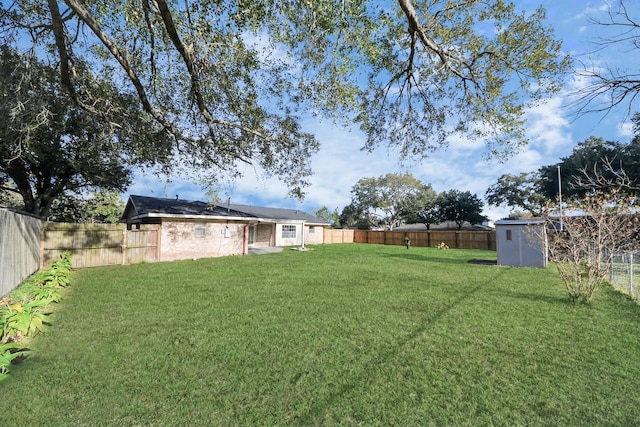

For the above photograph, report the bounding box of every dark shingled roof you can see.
[124,195,254,219]
[226,203,327,223]
[123,195,328,224]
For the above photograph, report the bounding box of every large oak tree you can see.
[438,189,486,229]
[0,46,170,217]
[485,172,548,217]
[346,173,423,230]
[1,1,570,199]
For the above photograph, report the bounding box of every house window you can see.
[282,225,296,239]
[506,229,512,241]
[309,225,315,234]
[194,222,207,237]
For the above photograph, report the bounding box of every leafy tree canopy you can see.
[401,184,441,229]
[487,119,640,216]
[438,189,486,229]
[0,0,570,198]
[0,46,170,218]
[341,174,486,230]
[338,203,370,230]
[539,131,640,201]
[49,190,125,223]
[347,172,423,230]
[485,172,548,217]
[311,206,341,228]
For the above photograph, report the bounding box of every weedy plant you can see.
[541,190,640,304]
[9,272,63,304]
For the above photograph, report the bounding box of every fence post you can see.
[630,252,634,296]
[609,250,614,283]
[122,229,127,265]
[40,224,46,269]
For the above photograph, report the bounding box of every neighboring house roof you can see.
[122,195,328,225]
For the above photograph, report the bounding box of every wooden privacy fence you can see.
[323,228,355,244]
[0,209,42,298]
[41,223,160,269]
[354,230,496,251]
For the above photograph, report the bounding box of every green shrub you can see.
[0,342,21,380]
[9,271,63,304]
[0,252,72,381]
[44,252,72,288]
[1,299,50,342]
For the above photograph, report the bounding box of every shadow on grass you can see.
[494,290,567,305]
[295,268,509,424]
[468,259,497,265]
[383,252,474,264]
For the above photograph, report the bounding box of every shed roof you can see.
[494,218,546,226]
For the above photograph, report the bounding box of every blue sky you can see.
[126,0,638,221]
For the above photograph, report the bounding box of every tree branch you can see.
[153,0,278,146]
[47,0,74,95]
[63,0,184,141]
[574,157,640,192]
[397,0,469,82]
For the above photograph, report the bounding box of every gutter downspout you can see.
[243,224,248,255]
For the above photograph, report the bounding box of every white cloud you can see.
[504,149,544,173]
[617,121,634,138]
[524,97,573,154]
[567,1,610,23]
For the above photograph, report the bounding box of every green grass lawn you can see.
[2,244,639,426]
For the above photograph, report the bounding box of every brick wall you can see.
[254,224,273,247]
[160,219,245,261]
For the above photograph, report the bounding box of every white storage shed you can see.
[495,219,547,268]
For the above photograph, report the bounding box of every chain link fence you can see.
[607,251,640,301]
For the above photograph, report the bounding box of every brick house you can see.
[121,195,328,261]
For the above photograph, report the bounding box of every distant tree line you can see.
[315,173,485,230]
